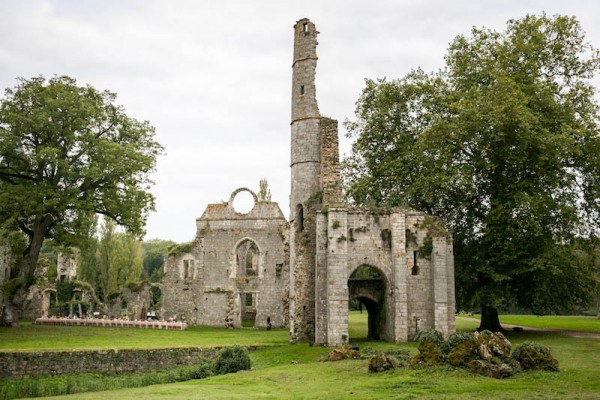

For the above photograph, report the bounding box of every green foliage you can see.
[257,178,272,202]
[98,219,144,300]
[417,235,433,260]
[0,75,163,324]
[142,238,175,279]
[167,242,194,256]
[212,346,252,375]
[349,265,382,280]
[0,362,212,400]
[343,14,600,322]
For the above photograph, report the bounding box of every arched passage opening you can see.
[348,265,386,341]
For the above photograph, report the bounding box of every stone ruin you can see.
[161,188,289,328]
[161,18,456,345]
[2,19,455,345]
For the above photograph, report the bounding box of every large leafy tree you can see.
[0,76,163,326]
[344,14,600,330]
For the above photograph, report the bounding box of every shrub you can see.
[512,342,559,371]
[212,346,251,375]
[189,362,213,379]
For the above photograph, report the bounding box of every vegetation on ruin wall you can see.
[167,242,194,256]
[342,14,600,331]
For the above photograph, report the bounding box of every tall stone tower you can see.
[289,18,321,343]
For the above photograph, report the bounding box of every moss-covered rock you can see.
[474,330,511,361]
[512,342,559,371]
[446,333,478,367]
[467,360,516,379]
[412,329,446,365]
[322,345,361,362]
[368,353,398,373]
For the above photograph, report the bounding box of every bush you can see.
[212,346,251,375]
[512,342,559,371]
[189,362,213,379]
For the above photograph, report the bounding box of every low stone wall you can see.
[0,347,219,379]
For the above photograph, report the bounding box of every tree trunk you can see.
[478,306,504,332]
[0,217,51,327]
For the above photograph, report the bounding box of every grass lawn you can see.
[1,313,599,399]
[0,323,290,352]
[498,315,600,333]
[44,332,600,400]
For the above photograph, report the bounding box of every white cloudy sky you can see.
[1,0,599,243]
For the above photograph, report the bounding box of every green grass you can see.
[456,314,600,333]
[0,322,289,352]
[40,332,600,399]
[1,313,599,399]
[499,315,600,333]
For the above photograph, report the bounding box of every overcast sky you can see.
[1,1,599,243]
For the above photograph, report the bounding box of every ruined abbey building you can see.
[163,18,455,346]
[1,18,456,346]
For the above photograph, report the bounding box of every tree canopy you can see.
[0,76,163,325]
[343,14,600,330]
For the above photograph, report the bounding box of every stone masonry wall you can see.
[0,347,219,379]
[161,189,288,329]
[320,117,342,207]
[289,18,322,343]
[315,208,455,345]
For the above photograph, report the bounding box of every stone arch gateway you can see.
[289,18,455,345]
[158,18,454,346]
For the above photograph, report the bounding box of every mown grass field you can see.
[1,313,599,399]
[0,323,290,352]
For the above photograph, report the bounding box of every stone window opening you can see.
[276,263,283,278]
[236,239,259,276]
[296,204,304,233]
[183,259,194,279]
[412,251,419,275]
[245,293,254,310]
[300,85,305,95]
[303,22,308,32]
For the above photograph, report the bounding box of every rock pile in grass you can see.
[322,344,361,361]
[412,329,559,378]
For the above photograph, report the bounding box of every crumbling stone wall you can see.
[290,18,455,346]
[161,188,288,328]
[315,209,455,346]
[288,18,322,343]
[0,347,220,379]
[56,252,77,282]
